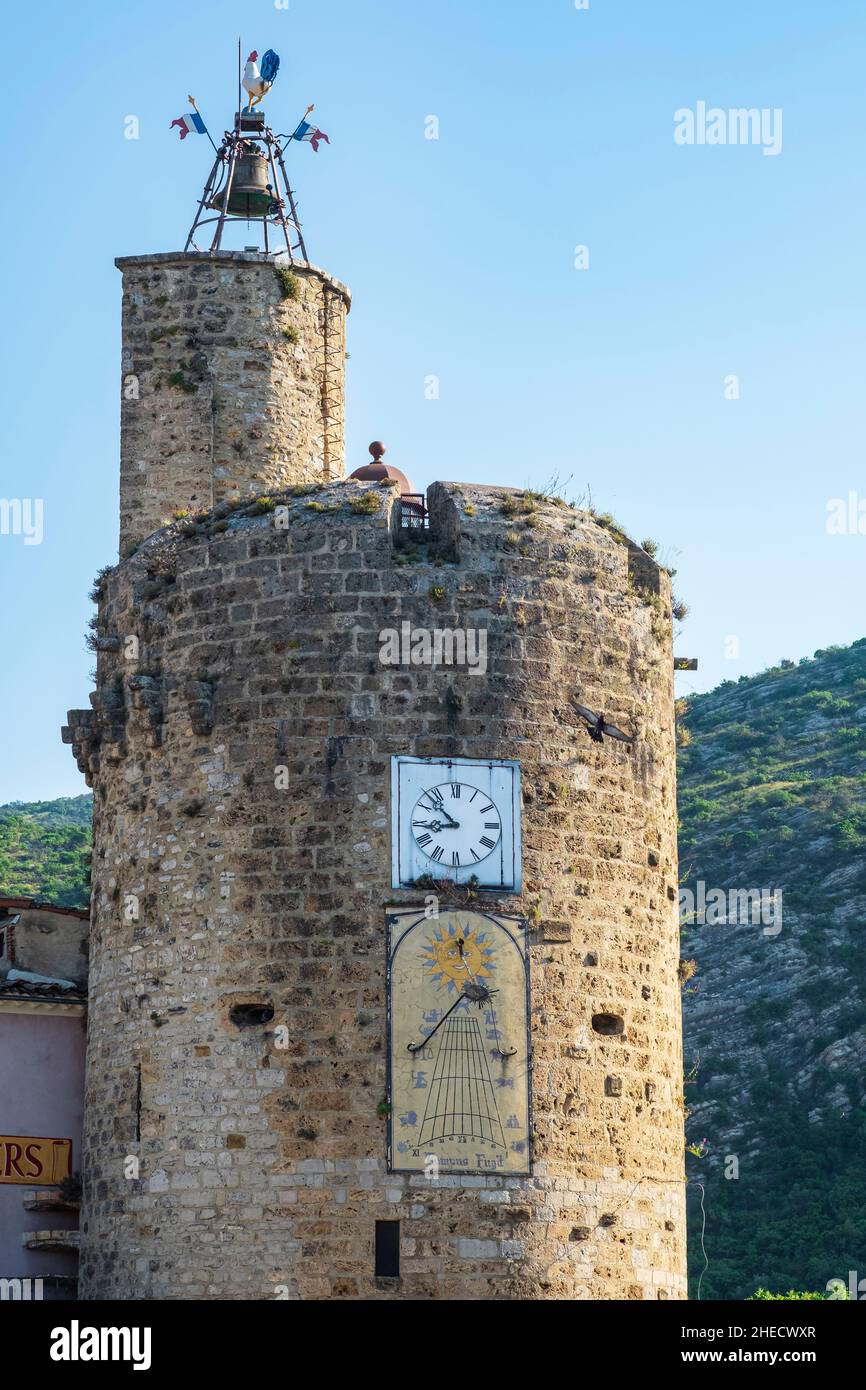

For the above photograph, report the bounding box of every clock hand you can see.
[422,791,459,825]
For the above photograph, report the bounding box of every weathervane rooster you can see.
[242,49,280,110]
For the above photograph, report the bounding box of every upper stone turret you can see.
[117,251,350,553]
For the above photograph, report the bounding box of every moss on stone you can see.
[349,491,381,516]
[275,268,301,301]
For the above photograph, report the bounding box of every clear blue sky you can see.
[2,0,864,802]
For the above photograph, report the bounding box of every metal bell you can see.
[209,147,273,217]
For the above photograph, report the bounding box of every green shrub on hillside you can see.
[0,796,92,906]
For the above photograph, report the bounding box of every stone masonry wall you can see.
[118,253,350,555]
[65,480,686,1300]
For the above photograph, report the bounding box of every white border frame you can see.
[390,756,522,891]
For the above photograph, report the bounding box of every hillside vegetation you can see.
[0,795,92,907]
[679,639,866,1298]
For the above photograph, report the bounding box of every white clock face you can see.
[411,781,502,869]
[391,757,521,891]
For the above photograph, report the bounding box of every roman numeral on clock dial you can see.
[410,781,503,869]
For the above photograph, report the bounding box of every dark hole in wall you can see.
[230,1002,275,1029]
[375,1220,400,1278]
[592,1013,624,1037]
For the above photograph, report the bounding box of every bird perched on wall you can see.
[573,702,632,745]
[242,50,280,110]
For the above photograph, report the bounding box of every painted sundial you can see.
[387,908,531,1176]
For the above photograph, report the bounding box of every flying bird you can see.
[573,702,632,745]
[242,49,280,110]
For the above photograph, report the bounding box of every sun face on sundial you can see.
[420,922,495,993]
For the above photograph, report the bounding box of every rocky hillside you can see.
[679,639,866,1298]
[0,795,92,907]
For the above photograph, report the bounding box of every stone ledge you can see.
[22,1189,80,1213]
[114,251,352,307]
[22,1229,80,1255]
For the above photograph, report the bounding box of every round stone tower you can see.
[64,251,687,1301]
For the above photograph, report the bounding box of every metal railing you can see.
[399,494,428,530]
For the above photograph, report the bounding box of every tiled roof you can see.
[0,977,87,1003]
[0,896,89,920]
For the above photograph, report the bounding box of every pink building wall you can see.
[0,1011,85,1282]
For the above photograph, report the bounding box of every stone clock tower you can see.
[64,243,688,1301]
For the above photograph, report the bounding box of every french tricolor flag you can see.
[170,112,207,140]
[292,120,330,153]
